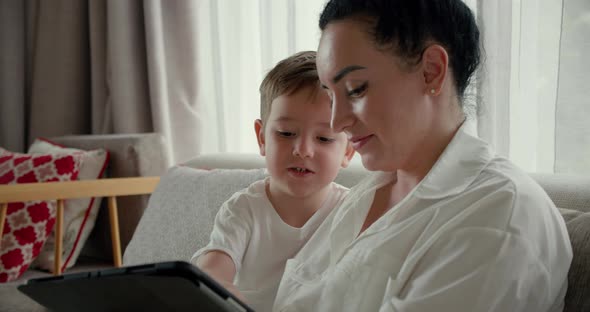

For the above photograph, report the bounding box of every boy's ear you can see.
[340,142,355,168]
[254,119,266,156]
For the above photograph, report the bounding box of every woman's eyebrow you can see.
[332,65,366,83]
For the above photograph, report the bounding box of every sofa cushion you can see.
[123,166,267,266]
[559,208,590,312]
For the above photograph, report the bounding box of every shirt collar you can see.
[413,122,494,199]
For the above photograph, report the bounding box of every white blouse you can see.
[273,125,572,312]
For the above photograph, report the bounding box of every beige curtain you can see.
[0,0,27,153]
[0,0,202,165]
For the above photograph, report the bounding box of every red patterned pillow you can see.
[28,139,109,272]
[0,148,82,282]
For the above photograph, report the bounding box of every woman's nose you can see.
[330,97,353,133]
[293,137,314,158]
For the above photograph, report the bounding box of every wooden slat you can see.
[0,177,160,203]
[54,199,64,275]
[108,196,122,267]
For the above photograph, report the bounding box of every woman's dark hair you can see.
[319,0,480,101]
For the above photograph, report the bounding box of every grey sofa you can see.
[2,153,588,311]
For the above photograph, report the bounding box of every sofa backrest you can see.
[183,153,370,188]
[530,173,590,213]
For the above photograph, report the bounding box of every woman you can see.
[272,0,572,311]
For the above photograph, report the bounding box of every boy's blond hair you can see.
[259,51,319,127]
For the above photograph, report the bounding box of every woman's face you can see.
[317,19,444,172]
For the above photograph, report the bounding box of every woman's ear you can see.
[340,142,355,168]
[254,119,266,156]
[422,44,449,96]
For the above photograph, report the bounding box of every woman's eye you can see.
[347,82,368,97]
[277,131,295,137]
[318,137,335,143]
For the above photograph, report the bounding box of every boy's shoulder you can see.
[322,182,350,210]
[222,177,269,208]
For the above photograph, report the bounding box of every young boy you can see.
[191,51,354,312]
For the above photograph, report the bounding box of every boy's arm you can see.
[192,189,255,302]
[196,250,246,302]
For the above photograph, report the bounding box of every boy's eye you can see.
[318,137,335,143]
[277,131,295,137]
[347,82,368,98]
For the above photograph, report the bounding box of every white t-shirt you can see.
[192,178,348,312]
[273,124,572,312]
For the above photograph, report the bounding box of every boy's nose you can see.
[293,137,314,158]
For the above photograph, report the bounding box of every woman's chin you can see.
[360,153,396,172]
[360,154,382,171]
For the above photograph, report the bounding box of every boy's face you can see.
[255,85,353,199]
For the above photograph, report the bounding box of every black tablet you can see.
[17,261,254,312]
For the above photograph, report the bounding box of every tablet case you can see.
[17,261,254,312]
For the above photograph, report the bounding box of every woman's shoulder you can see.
[478,156,549,201]
[454,156,571,268]
[464,156,563,234]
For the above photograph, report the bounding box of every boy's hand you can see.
[219,280,247,302]
[195,251,247,302]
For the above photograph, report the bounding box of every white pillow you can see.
[28,138,109,272]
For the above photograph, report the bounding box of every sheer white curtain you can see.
[196,0,326,154]
[477,0,590,174]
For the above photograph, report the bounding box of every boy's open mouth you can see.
[288,167,314,174]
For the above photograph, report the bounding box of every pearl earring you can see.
[430,89,436,94]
